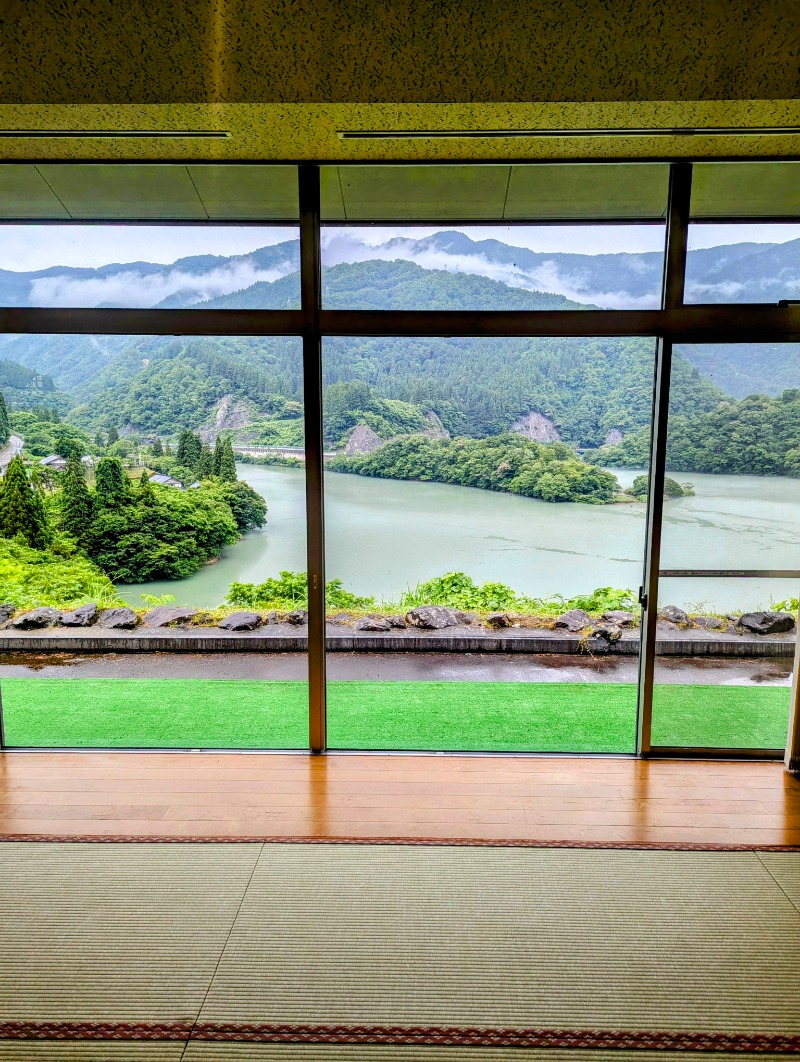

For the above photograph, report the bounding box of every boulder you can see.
[265,611,280,624]
[405,606,458,630]
[691,615,727,630]
[329,612,353,625]
[8,606,62,630]
[387,615,407,628]
[658,605,689,625]
[601,610,636,628]
[218,611,262,632]
[738,611,796,635]
[450,610,478,626]
[554,608,592,632]
[98,607,139,630]
[354,616,392,632]
[142,605,198,628]
[485,612,513,629]
[60,603,99,627]
[585,623,622,653]
[284,609,308,625]
[0,603,14,624]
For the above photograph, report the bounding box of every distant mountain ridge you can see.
[0,230,797,310]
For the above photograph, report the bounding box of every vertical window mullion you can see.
[636,162,692,756]
[299,164,327,753]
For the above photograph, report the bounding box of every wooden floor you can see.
[0,752,798,845]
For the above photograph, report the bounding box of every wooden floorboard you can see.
[0,753,798,845]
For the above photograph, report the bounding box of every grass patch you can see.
[0,679,790,751]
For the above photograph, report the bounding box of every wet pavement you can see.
[0,651,792,686]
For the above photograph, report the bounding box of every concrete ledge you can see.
[0,624,794,656]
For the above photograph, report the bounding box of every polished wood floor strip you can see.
[0,753,798,845]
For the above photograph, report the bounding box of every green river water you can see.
[115,463,800,612]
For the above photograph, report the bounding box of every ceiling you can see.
[0,160,797,221]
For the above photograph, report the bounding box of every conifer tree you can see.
[0,456,50,549]
[94,457,129,506]
[94,431,105,450]
[138,472,155,504]
[60,453,93,546]
[151,437,163,457]
[199,443,214,478]
[0,391,10,446]
[218,436,237,482]
[176,429,202,472]
[107,426,119,445]
[212,436,223,476]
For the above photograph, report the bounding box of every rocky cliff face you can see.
[345,424,384,456]
[423,410,451,440]
[511,410,560,443]
[604,428,624,445]
[199,394,252,442]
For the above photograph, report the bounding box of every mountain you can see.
[1,231,797,312]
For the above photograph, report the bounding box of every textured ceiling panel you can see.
[692,163,800,218]
[1,104,799,163]
[325,165,510,220]
[0,0,798,104]
[188,164,298,219]
[505,163,669,219]
[39,164,206,218]
[0,165,69,217]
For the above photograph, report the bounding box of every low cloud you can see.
[27,258,296,308]
[322,231,660,309]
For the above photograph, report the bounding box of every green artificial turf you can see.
[0,678,790,752]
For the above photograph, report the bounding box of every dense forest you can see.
[330,435,621,504]
[586,390,800,478]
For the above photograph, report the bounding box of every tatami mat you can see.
[0,843,798,1057]
[0,1045,184,1060]
[199,846,800,1034]
[0,842,261,1021]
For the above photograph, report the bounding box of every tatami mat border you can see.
[0,1022,799,1052]
[0,834,798,852]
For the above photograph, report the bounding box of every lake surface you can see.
[116,464,800,611]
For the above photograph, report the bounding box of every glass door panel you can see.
[649,342,800,751]
[0,333,308,749]
[322,334,657,753]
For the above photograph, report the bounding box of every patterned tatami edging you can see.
[0,833,798,852]
[0,1021,799,1052]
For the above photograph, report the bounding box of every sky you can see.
[0,222,798,272]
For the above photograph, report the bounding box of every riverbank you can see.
[0,622,794,655]
[114,464,800,613]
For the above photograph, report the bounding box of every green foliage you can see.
[0,455,51,549]
[94,457,130,506]
[398,572,519,611]
[10,410,93,459]
[218,480,267,532]
[176,428,202,471]
[0,537,120,610]
[524,586,639,616]
[86,482,238,582]
[331,434,620,504]
[139,592,176,606]
[52,424,87,460]
[59,454,94,545]
[630,474,694,499]
[151,437,163,457]
[106,426,119,444]
[226,571,374,611]
[771,597,799,613]
[0,391,10,445]
[322,379,427,446]
[218,435,237,482]
[591,390,800,478]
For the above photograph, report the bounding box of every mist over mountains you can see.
[0,230,797,310]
